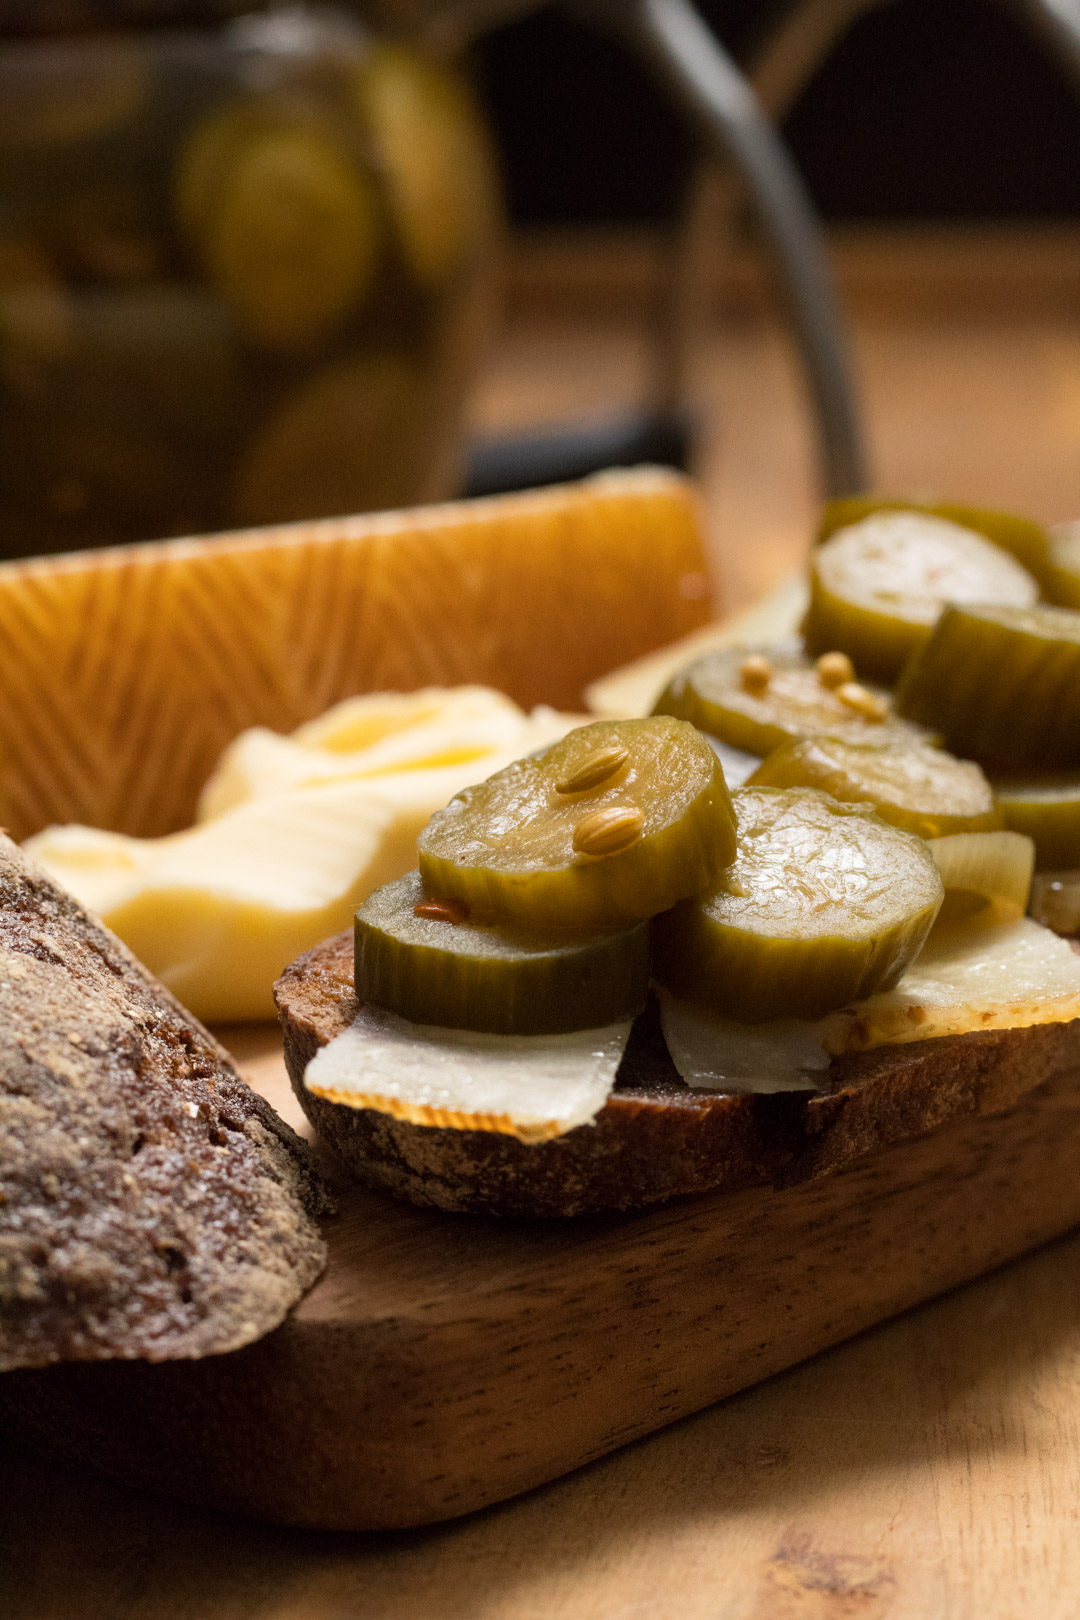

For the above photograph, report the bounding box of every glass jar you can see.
[0,3,502,554]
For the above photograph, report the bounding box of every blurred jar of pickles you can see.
[0,2,502,554]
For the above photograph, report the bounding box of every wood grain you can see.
[5,1021,1080,1534]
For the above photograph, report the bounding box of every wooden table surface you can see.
[6,229,1080,1618]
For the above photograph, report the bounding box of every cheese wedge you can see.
[304,1007,634,1142]
[0,467,710,841]
[661,917,1080,1093]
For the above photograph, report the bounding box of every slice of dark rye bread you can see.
[275,929,1080,1218]
[0,837,329,1372]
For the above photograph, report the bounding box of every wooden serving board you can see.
[6,1024,1080,1532]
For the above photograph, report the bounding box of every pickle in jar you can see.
[804,511,1038,683]
[354,43,500,289]
[233,353,429,526]
[417,717,736,932]
[176,99,380,353]
[652,787,944,1022]
[354,870,649,1035]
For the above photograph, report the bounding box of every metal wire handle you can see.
[427,0,870,498]
[572,0,869,496]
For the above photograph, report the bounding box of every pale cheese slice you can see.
[197,685,565,820]
[661,917,1080,1093]
[658,992,832,1092]
[19,823,175,918]
[824,916,1080,1051]
[304,1008,634,1142]
[292,688,504,752]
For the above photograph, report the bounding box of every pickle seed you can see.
[572,804,646,857]
[739,654,773,693]
[555,742,630,796]
[816,650,855,688]
[413,897,470,924]
[836,681,887,721]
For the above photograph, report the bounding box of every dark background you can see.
[474,0,1080,225]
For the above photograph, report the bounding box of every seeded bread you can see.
[275,929,1080,1217]
[0,837,328,1371]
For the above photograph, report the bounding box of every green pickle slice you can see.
[354,871,649,1035]
[652,644,931,759]
[749,736,1001,841]
[417,717,736,931]
[895,603,1080,770]
[804,512,1038,683]
[816,495,1055,591]
[176,102,380,354]
[993,775,1080,868]
[1048,523,1080,610]
[652,787,944,1023]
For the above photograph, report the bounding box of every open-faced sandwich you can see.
[276,494,1080,1217]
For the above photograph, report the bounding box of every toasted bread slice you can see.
[275,930,1080,1217]
[0,837,328,1371]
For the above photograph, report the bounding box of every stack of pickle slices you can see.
[354,493,1080,1049]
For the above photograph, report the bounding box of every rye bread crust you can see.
[276,930,1080,1218]
[0,838,329,1371]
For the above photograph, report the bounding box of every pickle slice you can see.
[749,736,1000,841]
[895,603,1080,770]
[652,644,931,758]
[816,496,1055,591]
[417,717,735,931]
[993,774,1080,868]
[354,871,649,1035]
[651,787,943,1022]
[1029,872,1080,937]
[804,512,1038,683]
[1048,523,1080,610]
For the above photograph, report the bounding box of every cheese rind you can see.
[304,1008,634,1142]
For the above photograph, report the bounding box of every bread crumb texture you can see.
[0,837,328,1370]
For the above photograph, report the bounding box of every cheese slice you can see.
[824,915,1080,1050]
[661,917,1080,1093]
[197,686,576,820]
[659,992,831,1092]
[304,1008,634,1142]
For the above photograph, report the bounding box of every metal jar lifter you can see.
[448,0,1080,503]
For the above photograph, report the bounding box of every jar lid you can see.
[0,1,464,35]
[0,2,272,33]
